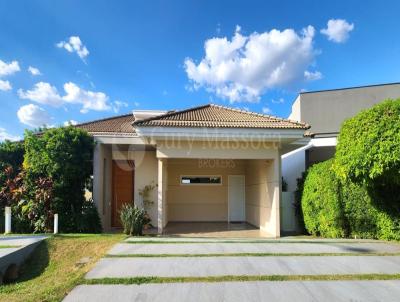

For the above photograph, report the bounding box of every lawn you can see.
[0,233,125,302]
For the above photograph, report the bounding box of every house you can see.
[76,104,310,237]
[283,82,400,192]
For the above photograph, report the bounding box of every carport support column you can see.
[271,152,281,238]
[157,158,166,234]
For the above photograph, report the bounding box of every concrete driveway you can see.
[64,237,400,302]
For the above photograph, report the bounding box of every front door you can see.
[112,160,134,227]
[228,175,245,222]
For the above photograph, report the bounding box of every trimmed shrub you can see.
[294,172,307,234]
[375,212,400,241]
[334,98,400,206]
[301,159,347,238]
[341,182,378,239]
[75,199,102,233]
[333,98,400,240]
[302,159,400,240]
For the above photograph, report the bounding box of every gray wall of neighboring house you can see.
[289,83,400,135]
[282,83,400,233]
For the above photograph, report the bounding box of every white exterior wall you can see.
[282,147,306,192]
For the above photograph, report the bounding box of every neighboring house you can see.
[77,104,309,237]
[283,82,400,192]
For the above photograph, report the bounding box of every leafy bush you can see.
[75,199,102,233]
[294,172,307,234]
[301,159,347,238]
[341,181,378,239]
[334,98,400,184]
[334,99,400,201]
[0,140,24,180]
[302,159,400,240]
[333,98,400,240]
[24,126,94,232]
[120,203,147,236]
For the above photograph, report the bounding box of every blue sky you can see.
[1,0,399,140]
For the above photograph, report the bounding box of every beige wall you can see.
[167,159,246,222]
[289,83,400,134]
[93,142,112,231]
[157,140,279,159]
[112,150,159,227]
[245,156,281,237]
[158,158,168,229]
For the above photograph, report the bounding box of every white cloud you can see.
[262,107,272,114]
[18,81,111,113]
[304,70,322,81]
[112,100,128,113]
[18,82,64,106]
[271,98,285,104]
[321,19,354,43]
[63,82,110,113]
[185,25,320,103]
[134,101,140,107]
[17,104,52,128]
[0,128,21,142]
[28,66,42,76]
[0,80,12,91]
[57,36,89,61]
[64,120,78,126]
[0,60,20,77]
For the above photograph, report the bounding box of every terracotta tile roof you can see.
[134,104,310,129]
[75,113,137,136]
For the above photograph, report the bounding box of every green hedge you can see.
[302,159,400,240]
[341,181,377,239]
[334,99,400,186]
[301,159,347,238]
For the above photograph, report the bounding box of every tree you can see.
[0,140,24,186]
[24,126,95,232]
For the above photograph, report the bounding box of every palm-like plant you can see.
[119,203,146,236]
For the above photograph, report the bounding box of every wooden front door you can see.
[112,160,134,227]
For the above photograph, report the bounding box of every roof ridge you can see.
[299,81,400,95]
[208,103,309,127]
[133,104,211,125]
[75,112,133,127]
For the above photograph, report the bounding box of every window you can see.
[181,176,222,185]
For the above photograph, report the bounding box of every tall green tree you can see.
[0,140,24,184]
[24,126,95,232]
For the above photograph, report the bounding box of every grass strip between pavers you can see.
[105,252,400,258]
[124,240,387,244]
[0,245,21,248]
[83,274,400,285]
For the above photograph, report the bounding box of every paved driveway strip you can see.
[86,255,400,278]
[108,242,400,255]
[64,280,400,302]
